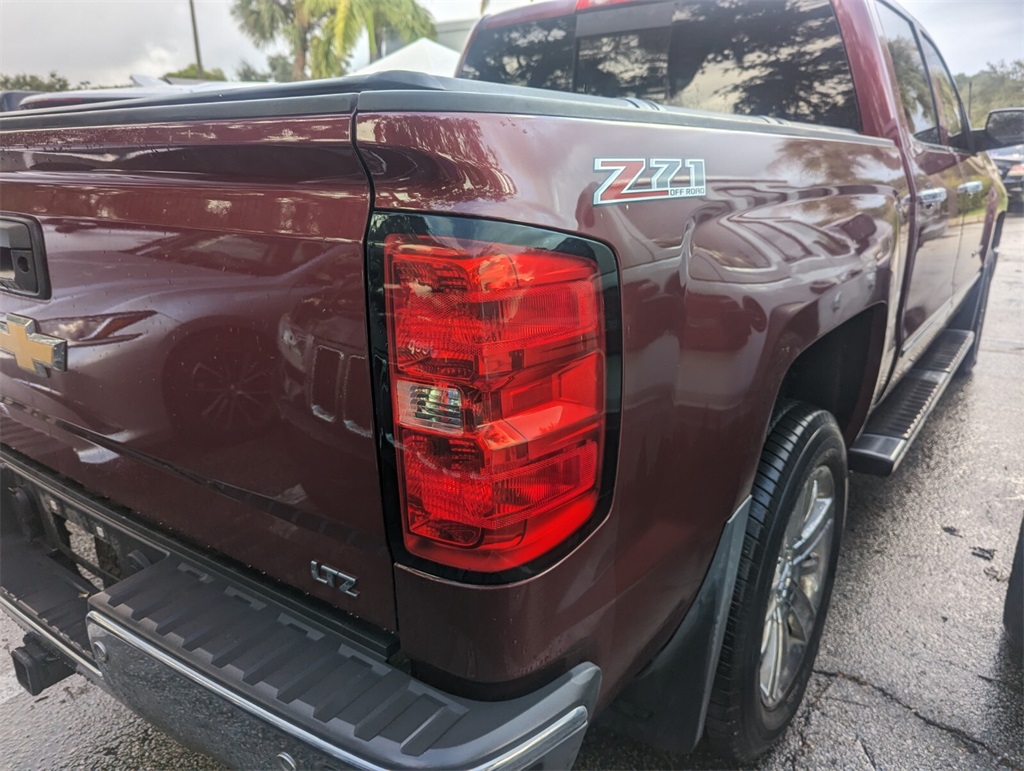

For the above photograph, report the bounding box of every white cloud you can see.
[0,0,268,84]
[898,0,1023,74]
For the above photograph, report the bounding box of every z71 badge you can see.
[594,157,706,206]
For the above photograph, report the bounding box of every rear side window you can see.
[873,2,940,144]
[460,0,860,131]
[920,36,966,145]
[459,17,575,91]
[576,0,860,130]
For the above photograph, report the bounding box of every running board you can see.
[850,329,974,476]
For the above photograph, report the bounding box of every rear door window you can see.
[920,35,967,147]
[873,2,941,144]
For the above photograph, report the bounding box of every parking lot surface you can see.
[2,214,1021,769]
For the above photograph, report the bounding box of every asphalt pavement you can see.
[1,213,1021,769]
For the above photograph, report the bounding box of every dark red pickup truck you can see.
[1,0,1020,767]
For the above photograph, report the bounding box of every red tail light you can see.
[383,231,606,572]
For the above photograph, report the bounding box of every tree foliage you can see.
[232,0,335,80]
[0,71,81,92]
[231,0,434,81]
[329,0,435,63]
[165,64,227,81]
[955,60,1024,128]
[237,54,295,82]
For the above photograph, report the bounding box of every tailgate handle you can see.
[0,217,48,298]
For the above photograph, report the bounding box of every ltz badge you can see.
[593,157,707,206]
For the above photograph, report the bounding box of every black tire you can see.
[705,402,847,763]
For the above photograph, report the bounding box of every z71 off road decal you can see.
[594,157,706,206]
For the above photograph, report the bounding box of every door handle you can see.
[957,180,983,196]
[917,187,948,207]
[0,217,48,298]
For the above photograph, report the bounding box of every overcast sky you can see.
[0,0,1021,87]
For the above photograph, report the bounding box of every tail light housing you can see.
[370,214,616,574]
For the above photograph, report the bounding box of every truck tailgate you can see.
[0,106,395,630]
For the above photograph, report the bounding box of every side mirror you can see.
[974,108,1024,152]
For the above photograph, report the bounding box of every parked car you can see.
[989,143,1024,207]
[0,91,38,111]
[0,0,1019,768]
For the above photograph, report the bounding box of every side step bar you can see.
[850,329,974,476]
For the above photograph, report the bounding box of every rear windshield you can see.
[460,16,575,91]
[460,0,861,132]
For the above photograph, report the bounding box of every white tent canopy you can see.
[350,38,461,78]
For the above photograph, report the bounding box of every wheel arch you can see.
[775,303,889,446]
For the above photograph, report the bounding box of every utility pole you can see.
[188,0,205,78]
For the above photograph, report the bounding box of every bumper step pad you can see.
[850,329,974,476]
[87,557,599,770]
[0,534,97,674]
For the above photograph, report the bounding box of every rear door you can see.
[0,101,396,630]
[916,33,995,301]
[873,1,968,362]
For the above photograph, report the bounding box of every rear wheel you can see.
[705,402,846,763]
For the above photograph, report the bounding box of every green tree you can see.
[236,60,265,82]
[231,0,433,79]
[955,60,1024,128]
[237,54,295,82]
[231,0,335,80]
[165,63,227,81]
[329,0,435,64]
[0,71,79,92]
[266,54,296,81]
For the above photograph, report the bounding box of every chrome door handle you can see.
[918,187,948,205]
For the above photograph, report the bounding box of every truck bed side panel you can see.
[356,109,906,699]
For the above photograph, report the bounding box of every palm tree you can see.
[331,0,436,64]
[232,0,434,80]
[231,0,333,81]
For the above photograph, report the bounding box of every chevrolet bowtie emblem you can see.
[0,314,68,376]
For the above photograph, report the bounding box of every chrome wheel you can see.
[759,465,835,709]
